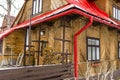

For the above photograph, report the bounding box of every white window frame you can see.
[32,0,42,15]
[113,5,120,21]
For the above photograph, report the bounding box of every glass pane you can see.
[113,6,116,18]
[96,47,100,60]
[116,8,118,19]
[88,39,92,45]
[36,0,39,13]
[92,47,95,60]
[96,40,99,46]
[39,0,42,13]
[118,9,120,20]
[92,39,96,45]
[33,1,36,15]
[88,47,92,60]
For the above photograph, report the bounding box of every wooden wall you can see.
[29,20,73,65]
[27,15,120,77]
[12,0,68,27]
[71,16,120,77]
[0,29,25,65]
[51,0,68,10]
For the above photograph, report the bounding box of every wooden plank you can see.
[0,64,73,80]
[0,66,72,79]
[19,70,72,80]
[53,52,72,55]
[0,64,72,76]
[31,40,48,42]
[3,54,19,56]
[0,65,71,74]
[30,51,42,52]
[0,64,72,74]
[47,75,74,80]
[54,38,71,42]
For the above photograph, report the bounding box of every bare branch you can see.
[0,4,8,12]
[11,0,19,10]
[12,0,16,4]
[12,3,19,10]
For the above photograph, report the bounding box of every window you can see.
[32,0,42,15]
[118,42,120,58]
[87,37,100,61]
[40,41,48,55]
[113,5,120,20]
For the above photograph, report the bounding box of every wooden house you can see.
[0,0,120,79]
[0,15,15,65]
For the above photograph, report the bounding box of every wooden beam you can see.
[23,28,27,66]
[37,27,41,65]
[54,38,71,42]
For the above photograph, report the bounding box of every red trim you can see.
[74,17,93,80]
[0,1,119,39]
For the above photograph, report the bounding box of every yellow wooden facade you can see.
[1,0,120,78]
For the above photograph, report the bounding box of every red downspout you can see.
[74,16,93,80]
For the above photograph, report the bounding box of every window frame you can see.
[40,41,48,56]
[112,4,120,21]
[32,0,43,15]
[87,37,100,61]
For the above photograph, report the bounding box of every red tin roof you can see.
[0,0,119,39]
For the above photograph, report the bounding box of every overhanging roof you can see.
[0,0,120,39]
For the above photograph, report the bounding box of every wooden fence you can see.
[0,64,74,80]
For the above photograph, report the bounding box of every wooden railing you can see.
[0,64,74,80]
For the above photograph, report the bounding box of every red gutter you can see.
[74,17,93,80]
[74,9,120,28]
[0,3,119,39]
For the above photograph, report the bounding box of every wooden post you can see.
[37,27,41,65]
[23,28,27,66]
[62,20,65,64]
[28,14,32,65]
